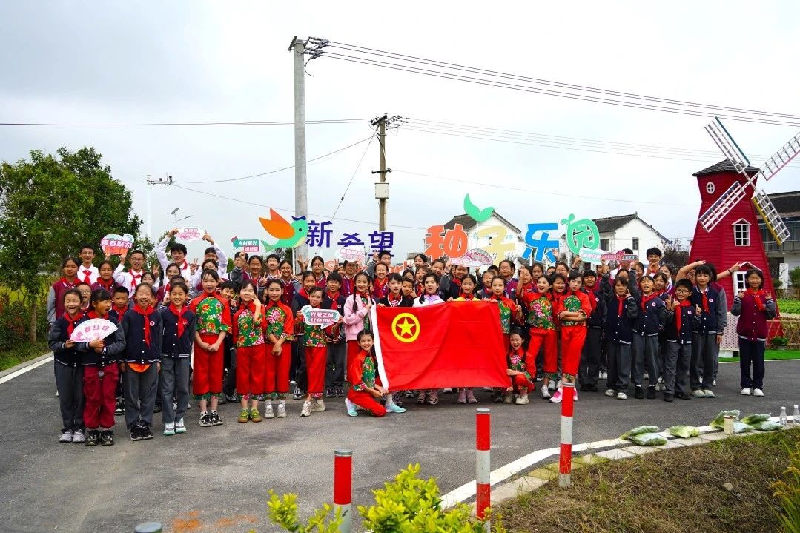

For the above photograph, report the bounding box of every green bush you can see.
[0,294,48,351]
[771,336,789,347]
[773,445,800,533]
[267,464,496,533]
[778,299,800,315]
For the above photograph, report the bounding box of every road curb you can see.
[0,352,53,383]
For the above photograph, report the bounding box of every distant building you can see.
[759,190,800,287]
[442,211,525,264]
[593,212,671,257]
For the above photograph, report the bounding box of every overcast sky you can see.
[2,1,799,263]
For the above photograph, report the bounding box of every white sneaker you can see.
[71,429,86,443]
[59,429,73,443]
[276,401,286,418]
[264,403,275,419]
[703,389,715,398]
[692,390,706,398]
[555,379,563,390]
[175,418,187,433]
[753,388,764,397]
[163,422,175,436]
[548,380,557,391]
[300,400,311,417]
[617,391,628,400]
[515,394,527,405]
[740,388,751,396]
[605,388,616,398]
[311,398,326,412]
[541,384,551,399]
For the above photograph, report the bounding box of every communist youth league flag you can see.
[370,301,508,390]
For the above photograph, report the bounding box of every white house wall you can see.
[599,219,667,257]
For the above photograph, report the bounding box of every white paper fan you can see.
[69,318,118,342]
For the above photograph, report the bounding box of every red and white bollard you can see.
[476,408,491,522]
[334,449,352,533]
[559,381,575,487]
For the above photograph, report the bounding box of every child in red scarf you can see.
[522,276,557,400]
[159,282,195,435]
[551,273,591,404]
[47,257,79,325]
[662,279,701,402]
[91,261,117,294]
[48,289,87,443]
[487,276,521,403]
[296,287,341,417]
[121,283,163,441]
[731,269,776,397]
[233,281,267,423]
[506,331,534,404]
[373,263,390,300]
[189,269,231,427]
[325,272,349,398]
[346,331,406,417]
[454,274,480,404]
[263,279,295,418]
[80,289,126,446]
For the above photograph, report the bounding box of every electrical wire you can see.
[0,118,365,127]
[331,134,375,219]
[183,134,374,184]
[319,40,800,128]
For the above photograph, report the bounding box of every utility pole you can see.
[371,115,393,231]
[289,36,308,267]
[146,174,173,241]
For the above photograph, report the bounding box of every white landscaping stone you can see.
[624,445,659,455]
[699,432,729,442]
[596,448,635,460]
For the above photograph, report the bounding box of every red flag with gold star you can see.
[370,301,508,390]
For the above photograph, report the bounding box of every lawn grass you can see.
[721,350,800,362]
[777,298,800,315]
[496,428,800,533]
[0,341,49,372]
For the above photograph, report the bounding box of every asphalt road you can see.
[2,358,798,533]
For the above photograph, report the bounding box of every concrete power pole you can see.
[289,37,308,267]
[371,115,391,231]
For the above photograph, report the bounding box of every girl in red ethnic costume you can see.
[506,331,535,404]
[550,272,591,404]
[296,287,341,417]
[522,275,558,400]
[233,280,267,423]
[189,269,231,427]
[345,331,406,417]
[263,279,295,419]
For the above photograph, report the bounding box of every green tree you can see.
[0,148,141,341]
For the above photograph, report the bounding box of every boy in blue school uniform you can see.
[324,272,348,398]
[631,275,667,399]
[600,270,638,400]
[159,282,196,436]
[578,270,605,392]
[689,264,727,398]
[663,279,701,402]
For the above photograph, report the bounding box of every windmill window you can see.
[733,220,750,246]
[706,182,715,194]
[734,271,747,293]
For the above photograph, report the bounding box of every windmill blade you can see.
[699,181,746,232]
[704,117,751,174]
[752,190,791,245]
[753,131,800,181]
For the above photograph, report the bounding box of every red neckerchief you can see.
[373,277,389,298]
[616,295,627,317]
[130,270,142,288]
[112,304,128,320]
[647,265,660,276]
[298,288,309,300]
[388,292,403,306]
[509,347,524,360]
[451,277,463,289]
[59,277,76,289]
[641,293,658,312]
[698,287,710,313]
[86,310,108,320]
[674,299,691,331]
[80,266,93,284]
[63,312,82,335]
[326,289,341,301]
[415,283,424,296]
[490,293,513,309]
[460,292,477,300]
[747,288,766,311]
[169,303,188,338]
[133,304,154,346]
[356,290,371,305]
[96,278,114,291]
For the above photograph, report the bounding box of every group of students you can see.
[46,239,776,445]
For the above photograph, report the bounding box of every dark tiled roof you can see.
[443,212,522,235]
[593,212,671,244]
[759,190,800,218]
[693,159,759,177]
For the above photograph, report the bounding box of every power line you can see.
[317,39,800,128]
[0,118,365,127]
[184,134,374,184]
[331,134,375,219]
[392,169,695,206]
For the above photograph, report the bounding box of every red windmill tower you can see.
[690,117,798,311]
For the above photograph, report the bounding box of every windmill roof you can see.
[693,159,759,177]
[593,212,671,244]
[443,212,522,234]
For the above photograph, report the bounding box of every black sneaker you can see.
[663,393,674,402]
[492,392,504,403]
[293,388,304,401]
[85,430,100,446]
[646,386,656,400]
[675,392,692,400]
[225,393,238,403]
[100,430,114,446]
[199,411,213,427]
[325,387,336,398]
[141,425,154,440]
[210,411,223,426]
[115,398,125,415]
[634,386,644,400]
[130,424,144,441]
[153,403,162,413]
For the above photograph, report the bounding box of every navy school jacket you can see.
[159,305,197,358]
[600,273,639,344]
[48,313,88,367]
[378,294,415,308]
[664,301,701,344]
[121,309,163,364]
[581,287,606,329]
[690,285,727,335]
[628,279,667,336]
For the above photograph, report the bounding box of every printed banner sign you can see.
[100,233,134,257]
[299,305,341,327]
[336,246,366,264]
[579,247,604,265]
[177,226,204,242]
[69,319,118,342]
[601,252,639,262]
[450,248,493,267]
[231,237,260,253]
